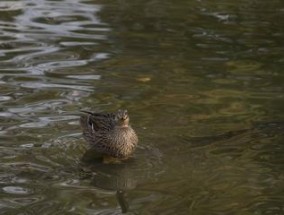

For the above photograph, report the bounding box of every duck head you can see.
[115,109,129,127]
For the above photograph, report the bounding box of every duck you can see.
[80,109,138,163]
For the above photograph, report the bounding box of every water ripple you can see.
[2,186,31,195]
[20,82,93,91]
[0,0,110,79]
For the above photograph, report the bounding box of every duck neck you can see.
[116,124,129,129]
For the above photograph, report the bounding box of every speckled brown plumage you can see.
[80,109,138,160]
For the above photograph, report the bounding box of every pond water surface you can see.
[0,0,283,214]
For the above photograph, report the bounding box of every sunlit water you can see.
[0,0,283,214]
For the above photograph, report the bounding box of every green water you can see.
[0,0,283,214]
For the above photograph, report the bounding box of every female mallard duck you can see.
[80,109,138,163]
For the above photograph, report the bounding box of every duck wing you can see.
[80,111,116,133]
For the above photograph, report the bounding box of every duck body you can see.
[80,110,138,159]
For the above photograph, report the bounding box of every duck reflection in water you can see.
[80,149,138,213]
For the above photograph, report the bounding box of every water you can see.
[0,0,283,214]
